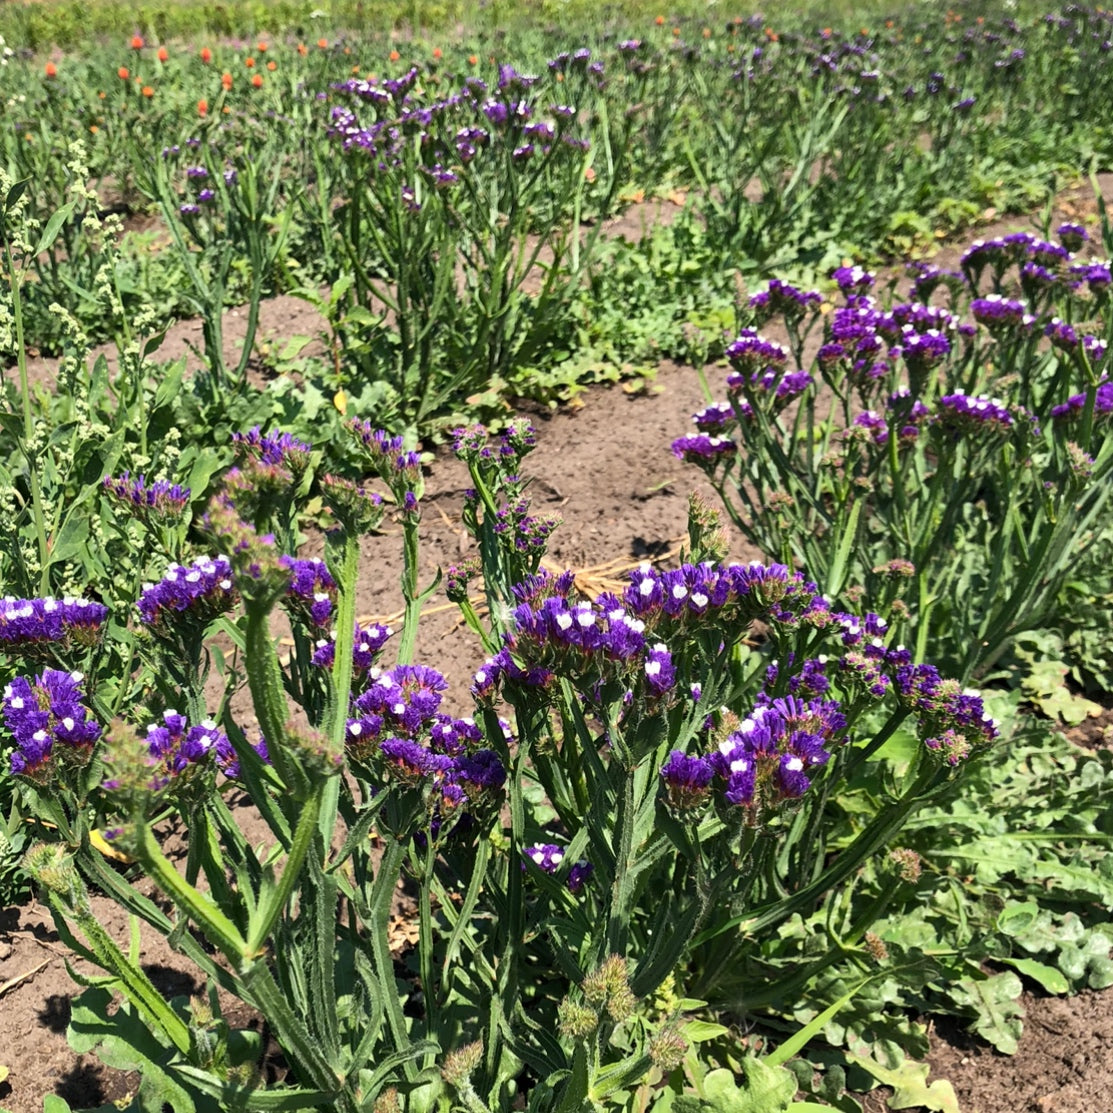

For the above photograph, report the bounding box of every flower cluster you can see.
[522,843,593,893]
[312,621,393,676]
[345,662,506,832]
[103,473,191,522]
[1051,380,1113,422]
[231,427,312,478]
[2,669,100,779]
[348,423,422,513]
[0,597,108,657]
[141,710,229,788]
[280,556,337,629]
[934,392,1017,435]
[136,556,237,634]
[894,663,998,764]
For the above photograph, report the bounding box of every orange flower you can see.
[702,27,711,38]
[200,47,212,63]
[118,66,130,80]
[257,41,267,52]
[98,90,106,98]
[432,47,442,59]
[197,97,208,116]
[44,61,57,77]
[317,37,328,48]
[389,49,400,62]
[157,46,168,62]
[468,54,478,65]
[655,14,665,25]
[130,34,143,49]
[245,56,255,67]
[266,60,276,71]
[251,73,263,88]
[351,65,360,74]
[221,71,233,90]
[672,27,680,37]
[89,124,98,133]
[222,105,230,113]
[297,43,308,56]
[141,85,154,97]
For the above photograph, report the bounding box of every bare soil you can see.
[5,191,1113,1113]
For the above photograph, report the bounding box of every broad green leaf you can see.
[682,1020,731,1043]
[33,201,77,256]
[1000,957,1069,995]
[845,1050,959,1113]
[951,972,1024,1055]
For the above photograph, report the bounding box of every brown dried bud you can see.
[864,932,889,962]
[441,1040,484,1087]
[648,1026,689,1072]
[890,847,922,883]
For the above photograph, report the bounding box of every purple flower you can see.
[103,473,190,521]
[144,710,227,783]
[3,669,100,779]
[935,392,1016,434]
[523,843,592,893]
[280,556,337,628]
[313,620,394,673]
[832,265,874,294]
[671,434,736,463]
[0,596,108,656]
[971,295,1035,331]
[136,556,237,634]
[659,750,713,811]
[232,427,312,478]
[643,643,676,694]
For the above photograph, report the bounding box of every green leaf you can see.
[67,987,197,1113]
[950,972,1024,1054]
[33,201,76,256]
[845,1049,959,1113]
[682,1020,731,1043]
[1000,957,1069,995]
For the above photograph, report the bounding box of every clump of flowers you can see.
[312,621,393,676]
[136,556,237,635]
[280,556,337,629]
[2,669,101,779]
[522,843,593,893]
[103,473,191,522]
[0,597,108,658]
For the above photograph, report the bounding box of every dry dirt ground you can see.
[4,192,1113,1113]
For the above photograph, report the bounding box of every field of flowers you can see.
[2,3,1113,1111]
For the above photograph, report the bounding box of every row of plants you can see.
[1,4,1112,1112]
[3,6,1113,430]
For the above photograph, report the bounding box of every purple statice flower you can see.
[280,556,337,628]
[851,410,889,446]
[727,368,813,406]
[522,843,592,893]
[712,694,841,814]
[3,669,100,779]
[671,434,736,464]
[0,597,108,656]
[1026,239,1071,268]
[1051,380,1113,422]
[892,328,951,375]
[643,643,676,694]
[1069,261,1112,291]
[894,664,997,757]
[180,203,201,217]
[379,736,454,784]
[103,473,190,521]
[659,750,714,811]
[724,329,789,374]
[232,427,313,479]
[749,278,822,322]
[970,294,1035,331]
[185,165,208,179]
[214,732,270,778]
[832,265,874,295]
[197,188,216,204]
[136,556,237,634]
[1045,317,1079,350]
[692,402,742,432]
[313,620,393,673]
[934,392,1015,435]
[144,710,227,782]
[452,749,507,794]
